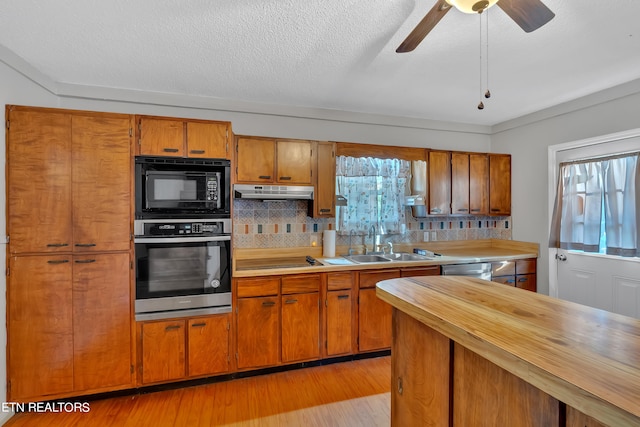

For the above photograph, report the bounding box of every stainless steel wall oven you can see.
[134,219,231,321]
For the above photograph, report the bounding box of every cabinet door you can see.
[141,320,186,384]
[72,115,132,252]
[73,253,132,391]
[451,152,470,215]
[489,154,511,215]
[186,121,229,159]
[469,153,489,215]
[311,141,335,217]
[282,292,320,363]
[236,137,275,182]
[428,151,451,215]
[326,290,354,356]
[236,297,279,369]
[515,274,537,292]
[359,288,393,352]
[276,140,313,184]
[188,314,230,377]
[139,117,185,156]
[8,255,74,400]
[7,109,72,254]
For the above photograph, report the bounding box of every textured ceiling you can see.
[1,0,640,126]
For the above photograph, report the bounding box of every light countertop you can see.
[232,239,539,277]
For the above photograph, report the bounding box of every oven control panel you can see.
[135,219,231,237]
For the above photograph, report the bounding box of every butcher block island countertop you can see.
[376,275,640,427]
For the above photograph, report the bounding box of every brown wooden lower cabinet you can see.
[8,252,132,401]
[492,258,537,292]
[236,296,280,369]
[141,320,186,384]
[139,313,231,384]
[281,292,320,363]
[325,272,355,356]
[358,268,397,353]
[188,315,231,377]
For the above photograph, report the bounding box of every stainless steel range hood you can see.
[234,184,314,200]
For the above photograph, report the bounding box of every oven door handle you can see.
[134,236,231,244]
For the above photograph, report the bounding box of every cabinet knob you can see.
[337,295,350,300]
[258,175,271,180]
[262,301,276,307]
[163,148,179,153]
[190,149,205,154]
[285,299,298,304]
[47,259,70,264]
[279,176,292,180]
[75,243,96,247]
[191,322,207,328]
[74,259,96,264]
[165,325,182,331]
[320,208,331,213]
[397,377,403,395]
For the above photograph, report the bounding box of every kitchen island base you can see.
[379,276,639,427]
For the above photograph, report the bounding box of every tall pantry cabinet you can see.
[5,106,134,401]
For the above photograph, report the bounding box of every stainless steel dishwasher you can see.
[441,263,492,280]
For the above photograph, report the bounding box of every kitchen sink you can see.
[384,252,432,261]
[342,252,432,263]
[343,254,392,263]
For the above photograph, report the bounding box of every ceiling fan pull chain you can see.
[477,12,484,110]
[485,9,491,99]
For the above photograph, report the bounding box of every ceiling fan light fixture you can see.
[445,0,498,14]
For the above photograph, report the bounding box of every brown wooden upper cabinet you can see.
[7,107,132,254]
[469,153,490,215]
[489,154,511,215]
[451,152,470,215]
[428,150,451,215]
[137,115,231,159]
[309,141,335,218]
[235,136,315,185]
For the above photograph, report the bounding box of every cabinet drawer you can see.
[516,259,536,275]
[515,274,537,292]
[491,261,515,277]
[327,272,353,291]
[401,266,440,277]
[359,269,400,289]
[492,276,516,286]
[236,277,280,298]
[282,274,320,294]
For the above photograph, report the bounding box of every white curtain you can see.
[604,155,639,256]
[549,153,639,256]
[336,156,410,234]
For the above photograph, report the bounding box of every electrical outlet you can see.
[430,231,437,241]
[310,235,318,247]
[423,231,429,242]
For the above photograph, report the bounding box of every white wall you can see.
[491,86,640,295]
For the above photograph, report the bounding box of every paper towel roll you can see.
[323,230,336,258]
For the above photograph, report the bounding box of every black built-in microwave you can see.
[135,156,231,219]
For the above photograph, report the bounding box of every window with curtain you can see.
[335,156,410,235]
[549,152,640,257]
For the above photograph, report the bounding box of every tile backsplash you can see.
[233,200,512,249]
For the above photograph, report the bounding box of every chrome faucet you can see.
[367,224,379,254]
[347,229,356,255]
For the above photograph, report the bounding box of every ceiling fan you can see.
[396,0,555,53]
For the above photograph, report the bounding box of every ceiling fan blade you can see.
[396,0,452,53]
[497,0,555,33]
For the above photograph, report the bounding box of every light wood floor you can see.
[5,356,391,427]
